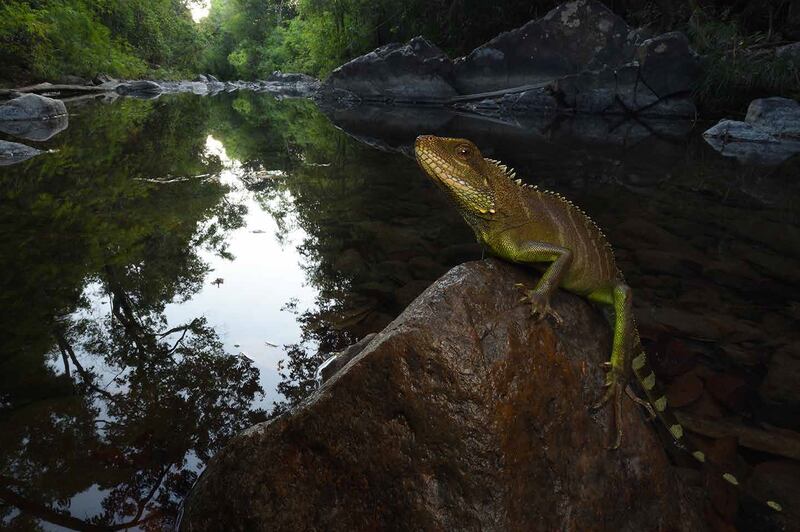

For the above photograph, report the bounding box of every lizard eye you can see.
[456,145,472,158]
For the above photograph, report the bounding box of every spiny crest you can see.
[542,189,613,251]
[485,158,538,190]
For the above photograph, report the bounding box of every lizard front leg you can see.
[508,240,572,324]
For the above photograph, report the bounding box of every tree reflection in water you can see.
[0,95,265,530]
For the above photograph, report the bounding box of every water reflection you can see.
[0,95,323,529]
[0,91,798,529]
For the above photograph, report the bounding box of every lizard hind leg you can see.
[589,283,635,449]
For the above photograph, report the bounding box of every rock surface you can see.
[0,140,43,166]
[319,0,699,118]
[181,259,703,531]
[0,94,67,121]
[320,36,457,103]
[260,72,321,98]
[115,80,163,96]
[0,114,68,142]
[703,97,800,165]
[453,0,636,94]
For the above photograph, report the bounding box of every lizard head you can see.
[414,135,501,217]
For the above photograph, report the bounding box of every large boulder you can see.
[319,1,700,118]
[453,0,637,94]
[320,36,457,103]
[0,140,43,166]
[181,259,704,531]
[703,97,800,165]
[0,94,67,122]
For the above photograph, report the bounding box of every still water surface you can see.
[0,93,798,530]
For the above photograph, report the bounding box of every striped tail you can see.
[630,350,785,515]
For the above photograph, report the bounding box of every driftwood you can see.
[677,411,800,461]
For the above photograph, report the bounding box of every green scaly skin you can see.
[414,135,785,515]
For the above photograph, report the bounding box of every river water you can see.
[0,92,798,530]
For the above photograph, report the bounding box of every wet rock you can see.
[553,62,696,117]
[760,342,800,408]
[321,36,457,103]
[745,97,800,138]
[207,74,220,83]
[315,333,377,384]
[498,87,559,113]
[747,460,800,520]
[313,85,361,105]
[635,32,700,99]
[195,74,209,82]
[181,259,703,531]
[703,98,800,165]
[666,371,704,408]
[0,94,69,141]
[259,73,321,99]
[0,94,67,121]
[115,80,162,96]
[0,140,43,166]
[267,71,319,85]
[454,0,635,94]
[776,42,800,64]
[0,114,68,142]
[92,73,115,85]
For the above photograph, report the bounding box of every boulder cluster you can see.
[317,0,701,118]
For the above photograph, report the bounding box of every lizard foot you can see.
[590,368,625,449]
[515,284,563,325]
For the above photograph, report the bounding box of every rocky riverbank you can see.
[316,0,701,119]
[0,72,321,165]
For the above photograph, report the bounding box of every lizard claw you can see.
[590,367,625,450]
[516,286,563,325]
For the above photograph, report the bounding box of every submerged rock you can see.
[0,140,43,166]
[0,114,68,142]
[703,97,800,165]
[320,36,457,103]
[181,259,703,531]
[0,94,67,121]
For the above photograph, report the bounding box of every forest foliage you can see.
[0,0,203,82]
[1,0,798,109]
